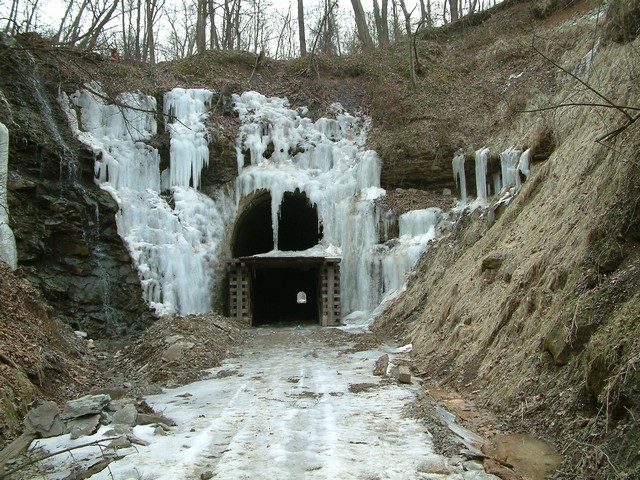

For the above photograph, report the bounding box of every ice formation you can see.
[163,89,213,190]
[62,85,232,316]
[452,150,466,203]
[500,146,521,190]
[234,92,443,317]
[0,122,18,269]
[60,85,445,321]
[474,147,490,204]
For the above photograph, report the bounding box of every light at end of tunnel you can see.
[297,291,307,304]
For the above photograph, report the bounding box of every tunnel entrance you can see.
[232,190,322,258]
[229,189,338,326]
[228,257,340,327]
[251,266,319,326]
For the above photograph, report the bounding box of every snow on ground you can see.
[31,328,499,479]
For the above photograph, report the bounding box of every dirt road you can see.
[32,327,498,479]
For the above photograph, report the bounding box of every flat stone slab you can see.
[62,394,111,420]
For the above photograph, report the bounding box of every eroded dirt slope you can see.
[375,2,640,478]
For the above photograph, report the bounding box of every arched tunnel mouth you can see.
[230,190,335,326]
[232,189,322,258]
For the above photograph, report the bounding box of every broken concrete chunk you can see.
[395,365,412,384]
[62,394,111,420]
[67,414,101,439]
[373,354,389,376]
[112,404,138,427]
[23,401,65,438]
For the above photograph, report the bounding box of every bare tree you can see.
[297,0,307,56]
[350,0,374,50]
[449,0,459,22]
[161,0,197,59]
[398,0,417,87]
[196,0,207,54]
[373,0,389,47]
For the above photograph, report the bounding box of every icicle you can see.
[500,146,521,191]
[452,150,466,203]
[518,148,531,181]
[0,122,18,269]
[474,147,490,203]
[163,88,213,190]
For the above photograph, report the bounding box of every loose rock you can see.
[373,354,389,376]
[23,401,65,438]
[62,394,111,420]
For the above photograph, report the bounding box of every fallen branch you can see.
[2,437,120,478]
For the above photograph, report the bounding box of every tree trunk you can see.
[146,0,155,64]
[350,0,374,50]
[398,0,416,87]
[373,0,388,47]
[449,0,459,22]
[381,0,389,44]
[196,0,207,54]
[208,0,219,49]
[297,0,307,57]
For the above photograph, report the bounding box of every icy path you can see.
[35,328,498,479]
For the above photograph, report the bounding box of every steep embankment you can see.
[376,1,640,478]
[0,263,101,446]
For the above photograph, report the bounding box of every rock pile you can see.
[23,393,174,445]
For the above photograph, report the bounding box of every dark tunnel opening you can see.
[233,193,273,257]
[231,190,326,325]
[251,266,319,325]
[232,190,322,257]
[278,191,322,251]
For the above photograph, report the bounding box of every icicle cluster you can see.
[454,145,531,207]
[62,84,232,316]
[452,150,467,204]
[163,89,213,190]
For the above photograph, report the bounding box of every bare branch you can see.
[531,35,633,121]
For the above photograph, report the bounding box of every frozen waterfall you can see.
[62,85,232,317]
[62,85,446,322]
[234,92,444,318]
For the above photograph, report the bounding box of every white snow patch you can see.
[31,330,500,479]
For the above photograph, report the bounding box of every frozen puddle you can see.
[32,328,498,479]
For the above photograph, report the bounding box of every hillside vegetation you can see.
[374,0,640,478]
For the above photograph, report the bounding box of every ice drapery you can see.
[234,92,444,317]
[0,122,18,269]
[62,85,231,316]
[62,85,447,321]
